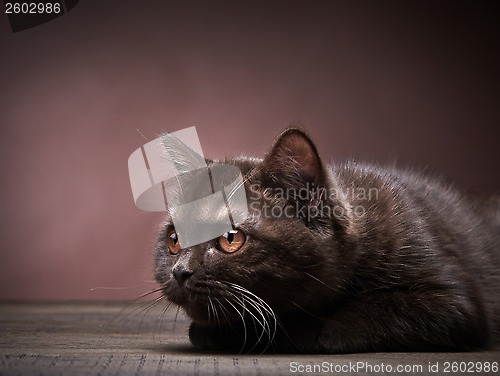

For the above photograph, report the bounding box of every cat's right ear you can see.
[257,127,353,234]
[260,127,327,194]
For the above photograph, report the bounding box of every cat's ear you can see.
[261,128,327,194]
[258,128,353,234]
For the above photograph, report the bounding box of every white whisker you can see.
[224,297,248,353]
[218,281,278,352]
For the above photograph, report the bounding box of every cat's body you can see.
[155,128,500,353]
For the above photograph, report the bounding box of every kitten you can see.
[154,127,500,353]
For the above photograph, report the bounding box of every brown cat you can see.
[154,127,500,353]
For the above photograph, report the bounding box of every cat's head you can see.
[154,128,352,324]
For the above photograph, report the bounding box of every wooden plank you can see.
[0,301,498,375]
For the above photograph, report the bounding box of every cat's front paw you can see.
[189,322,229,350]
[189,322,212,350]
[189,321,249,352]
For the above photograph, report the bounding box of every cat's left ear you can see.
[261,128,327,195]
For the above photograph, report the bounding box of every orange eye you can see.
[167,229,181,255]
[217,229,246,253]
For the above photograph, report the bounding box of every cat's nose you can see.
[172,266,193,285]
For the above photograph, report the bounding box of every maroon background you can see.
[1,1,499,300]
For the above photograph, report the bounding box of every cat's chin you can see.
[163,289,187,306]
[163,290,213,323]
[181,303,212,324]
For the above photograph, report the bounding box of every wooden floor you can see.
[0,301,498,375]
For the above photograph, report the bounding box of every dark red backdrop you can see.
[0,1,499,299]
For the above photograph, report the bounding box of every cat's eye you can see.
[217,229,246,253]
[166,229,181,255]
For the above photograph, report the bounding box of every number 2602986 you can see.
[5,2,61,14]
